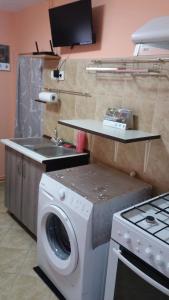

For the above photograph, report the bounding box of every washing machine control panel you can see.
[57,185,93,220]
[41,175,93,220]
[58,189,65,201]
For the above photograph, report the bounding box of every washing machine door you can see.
[40,205,78,276]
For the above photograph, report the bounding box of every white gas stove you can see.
[113,193,169,274]
[104,193,169,300]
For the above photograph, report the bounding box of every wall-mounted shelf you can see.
[58,119,160,143]
[58,119,160,173]
[19,53,60,60]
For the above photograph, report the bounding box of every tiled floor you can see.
[0,182,59,300]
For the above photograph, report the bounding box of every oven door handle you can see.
[113,248,169,296]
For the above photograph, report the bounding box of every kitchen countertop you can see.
[1,137,88,163]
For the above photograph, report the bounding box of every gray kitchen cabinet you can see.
[4,144,89,236]
[5,146,23,220]
[21,156,45,235]
[5,146,45,235]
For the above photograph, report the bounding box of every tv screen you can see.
[49,0,96,47]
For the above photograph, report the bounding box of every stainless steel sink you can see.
[24,144,77,157]
[11,138,77,158]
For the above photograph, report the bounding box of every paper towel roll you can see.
[38,92,58,103]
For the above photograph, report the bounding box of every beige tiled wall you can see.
[43,58,169,194]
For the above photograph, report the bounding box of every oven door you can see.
[104,241,169,300]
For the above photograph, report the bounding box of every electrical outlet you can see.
[58,71,64,80]
[51,70,64,80]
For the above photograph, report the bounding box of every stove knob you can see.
[124,233,131,243]
[155,255,164,267]
[145,247,153,258]
[117,231,122,236]
[167,263,169,273]
[59,189,65,201]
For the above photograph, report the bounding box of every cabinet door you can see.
[5,146,23,219]
[21,156,45,235]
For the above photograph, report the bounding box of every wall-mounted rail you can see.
[44,87,92,98]
[91,57,169,64]
[86,57,169,76]
[86,66,161,75]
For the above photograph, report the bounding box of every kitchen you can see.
[0,0,169,299]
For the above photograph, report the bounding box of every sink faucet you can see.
[51,128,64,146]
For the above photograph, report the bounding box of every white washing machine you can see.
[37,163,152,300]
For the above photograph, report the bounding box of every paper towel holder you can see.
[34,99,59,104]
[35,90,59,104]
[34,99,48,104]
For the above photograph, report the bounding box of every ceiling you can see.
[0,0,45,12]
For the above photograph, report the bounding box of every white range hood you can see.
[132,16,169,56]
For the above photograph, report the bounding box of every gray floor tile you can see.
[0,247,28,274]
[19,248,37,277]
[0,184,59,299]
[0,272,17,298]
[1,227,34,250]
[0,212,18,228]
[8,273,57,300]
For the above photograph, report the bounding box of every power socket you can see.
[51,70,64,81]
[58,71,64,80]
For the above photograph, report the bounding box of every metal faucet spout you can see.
[51,137,64,146]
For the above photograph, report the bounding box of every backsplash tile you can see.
[43,58,169,194]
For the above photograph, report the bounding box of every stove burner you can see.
[146,215,156,224]
[122,194,169,245]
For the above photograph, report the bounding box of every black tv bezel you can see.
[49,0,96,48]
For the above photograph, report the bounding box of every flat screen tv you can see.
[49,0,96,47]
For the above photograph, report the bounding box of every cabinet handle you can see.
[22,162,26,178]
[17,161,22,176]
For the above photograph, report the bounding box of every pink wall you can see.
[14,0,169,58]
[0,10,17,179]
[1,0,169,178]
